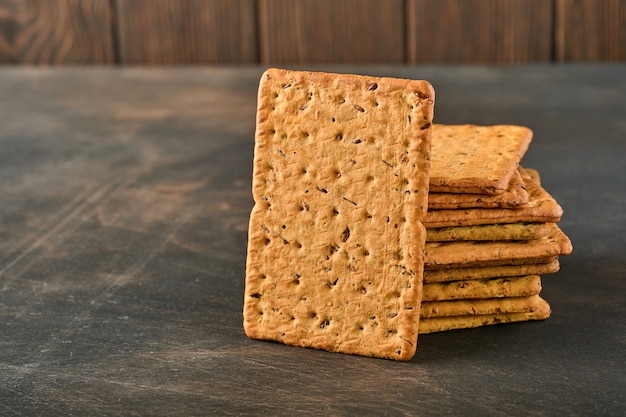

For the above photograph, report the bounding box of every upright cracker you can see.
[428,167,529,210]
[418,297,551,333]
[424,223,572,269]
[244,68,435,360]
[429,124,532,194]
[423,169,564,228]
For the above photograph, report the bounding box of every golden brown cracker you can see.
[525,168,540,184]
[426,222,549,242]
[420,294,544,318]
[244,68,435,360]
[423,258,560,283]
[424,223,572,269]
[428,167,529,210]
[422,275,542,302]
[429,124,532,195]
[418,297,551,333]
[423,169,564,228]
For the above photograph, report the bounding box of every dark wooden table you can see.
[0,65,624,416]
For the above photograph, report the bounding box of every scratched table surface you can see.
[0,65,624,416]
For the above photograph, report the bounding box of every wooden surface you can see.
[1,0,626,64]
[0,65,625,415]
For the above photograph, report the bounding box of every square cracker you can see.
[429,124,532,195]
[423,258,560,283]
[426,221,550,242]
[428,167,529,210]
[525,168,541,184]
[424,223,572,269]
[420,294,545,318]
[423,168,564,228]
[418,297,551,333]
[422,275,542,302]
[244,68,435,360]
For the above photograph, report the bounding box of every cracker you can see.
[525,167,540,184]
[424,223,572,269]
[423,169,564,228]
[428,167,529,209]
[244,68,435,360]
[429,124,532,194]
[422,275,542,302]
[423,258,560,283]
[426,222,549,242]
[420,294,544,318]
[427,256,561,270]
[418,297,551,333]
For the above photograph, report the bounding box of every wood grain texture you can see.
[115,0,257,64]
[0,0,114,64]
[407,0,554,64]
[2,0,626,65]
[259,0,406,64]
[556,0,626,61]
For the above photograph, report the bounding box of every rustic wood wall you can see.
[0,0,624,65]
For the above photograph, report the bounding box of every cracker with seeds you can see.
[419,297,551,333]
[424,223,572,269]
[244,68,435,360]
[426,222,549,242]
[423,258,560,283]
[428,167,529,209]
[429,124,532,195]
[423,169,563,228]
[420,294,544,318]
[422,275,542,301]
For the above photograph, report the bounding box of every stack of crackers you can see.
[419,124,572,334]
[243,69,571,361]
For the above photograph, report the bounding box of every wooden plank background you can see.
[0,0,114,64]
[0,0,624,65]
[115,0,258,64]
[407,0,554,64]
[258,0,406,64]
